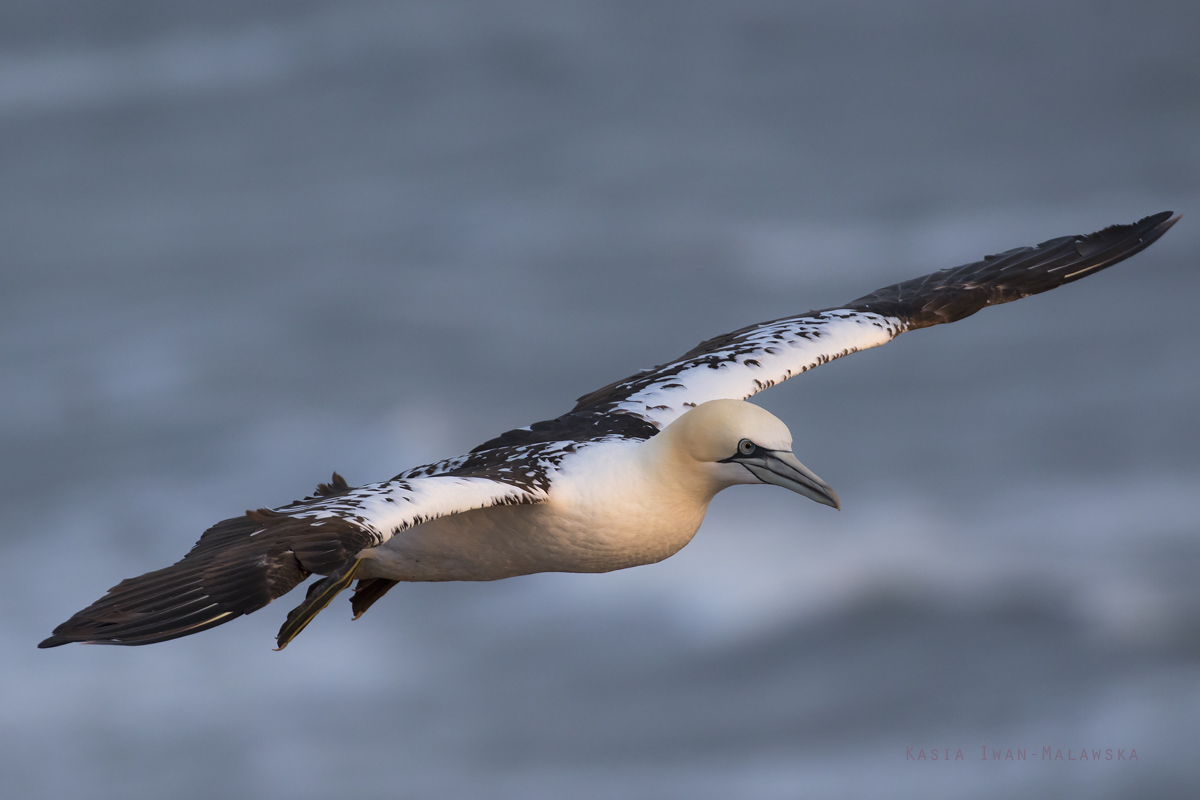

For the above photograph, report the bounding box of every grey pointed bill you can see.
[742,450,840,510]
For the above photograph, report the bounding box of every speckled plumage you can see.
[40,212,1178,649]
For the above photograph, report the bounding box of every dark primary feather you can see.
[846,211,1178,329]
[38,480,378,647]
[569,212,1178,418]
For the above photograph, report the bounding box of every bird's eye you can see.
[737,439,756,456]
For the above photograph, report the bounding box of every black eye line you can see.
[716,439,760,463]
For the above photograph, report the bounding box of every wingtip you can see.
[1073,210,1179,260]
[1100,210,1176,236]
[1141,210,1179,235]
[1142,210,1180,244]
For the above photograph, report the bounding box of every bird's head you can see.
[663,398,839,509]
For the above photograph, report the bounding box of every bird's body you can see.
[362,401,804,582]
[40,212,1179,649]
[361,437,704,583]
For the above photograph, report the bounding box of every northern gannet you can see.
[40,212,1178,650]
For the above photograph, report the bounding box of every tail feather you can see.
[351,578,400,620]
[274,560,362,650]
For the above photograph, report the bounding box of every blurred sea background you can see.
[2,1,1199,798]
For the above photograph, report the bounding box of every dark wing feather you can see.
[40,468,549,647]
[38,508,373,647]
[845,211,1179,329]
[564,212,1178,431]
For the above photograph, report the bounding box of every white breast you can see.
[357,438,712,582]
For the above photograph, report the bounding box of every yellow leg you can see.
[275,560,361,650]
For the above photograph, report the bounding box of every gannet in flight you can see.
[40,212,1178,650]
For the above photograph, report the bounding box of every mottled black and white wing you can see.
[39,470,549,647]
[572,212,1178,430]
[39,211,1179,649]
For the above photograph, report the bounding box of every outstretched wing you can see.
[571,211,1178,430]
[39,470,548,647]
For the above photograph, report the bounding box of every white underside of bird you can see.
[357,401,833,582]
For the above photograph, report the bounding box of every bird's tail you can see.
[273,559,362,650]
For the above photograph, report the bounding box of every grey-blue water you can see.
[3,2,1199,797]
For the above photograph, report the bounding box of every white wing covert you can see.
[570,211,1177,430]
[39,470,548,647]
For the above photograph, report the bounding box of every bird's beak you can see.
[741,450,840,510]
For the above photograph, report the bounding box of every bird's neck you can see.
[637,425,727,505]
